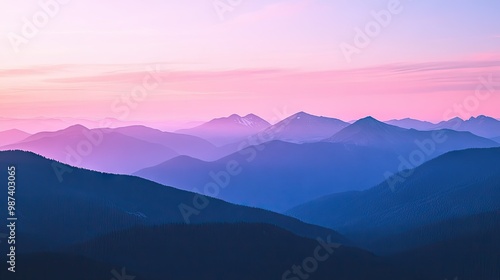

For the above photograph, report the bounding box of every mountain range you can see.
[0,125,499,279]
[261,111,349,143]
[135,117,498,212]
[0,150,430,280]
[1,148,498,279]
[176,114,271,146]
[287,148,500,253]
[385,118,437,130]
[111,125,220,161]
[135,141,401,212]
[2,113,499,166]
[434,115,500,138]
[0,150,347,252]
[325,116,498,154]
[0,125,179,174]
[386,115,500,139]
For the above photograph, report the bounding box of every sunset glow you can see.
[1,0,499,125]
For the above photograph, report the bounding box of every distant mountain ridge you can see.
[136,118,498,212]
[386,115,500,139]
[325,116,408,147]
[325,116,498,154]
[385,118,436,130]
[135,140,406,212]
[287,147,500,246]
[176,114,271,146]
[0,129,31,147]
[112,125,219,161]
[262,111,349,143]
[0,125,179,174]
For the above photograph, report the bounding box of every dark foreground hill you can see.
[1,224,429,280]
[387,214,500,280]
[0,150,346,253]
[288,148,500,245]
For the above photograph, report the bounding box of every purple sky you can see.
[1,0,499,124]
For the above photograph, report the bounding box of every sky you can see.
[1,0,500,126]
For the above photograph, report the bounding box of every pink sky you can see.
[1,0,499,125]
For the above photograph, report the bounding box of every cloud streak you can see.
[1,57,499,122]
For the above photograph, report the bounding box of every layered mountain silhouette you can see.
[2,114,497,176]
[435,115,500,138]
[0,150,347,253]
[0,117,130,133]
[0,125,179,174]
[136,118,498,212]
[288,148,500,249]
[385,118,437,130]
[325,116,498,154]
[261,111,349,143]
[0,117,85,133]
[3,150,437,279]
[177,114,271,146]
[1,111,499,279]
[112,125,220,161]
[326,116,413,148]
[135,141,402,212]
[387,115,500,139]
[0,129,30,147]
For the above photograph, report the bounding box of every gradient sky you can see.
[1,0,500,125]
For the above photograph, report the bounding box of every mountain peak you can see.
[448,117,464,122]
[324,115,407,144]
[296,111,310,115]
[261,112,348,143]
[349,116,399,132]
[236,114,270,127]
[176,113,271,145]
[227,114,242,119]
[288,112,306,119]
[354,116,383,125]
[243,113,259,119]
[469,115,495,122]
[63,124,90,132]
[292,111,316,119]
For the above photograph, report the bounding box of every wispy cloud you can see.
[1,56,499,122]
